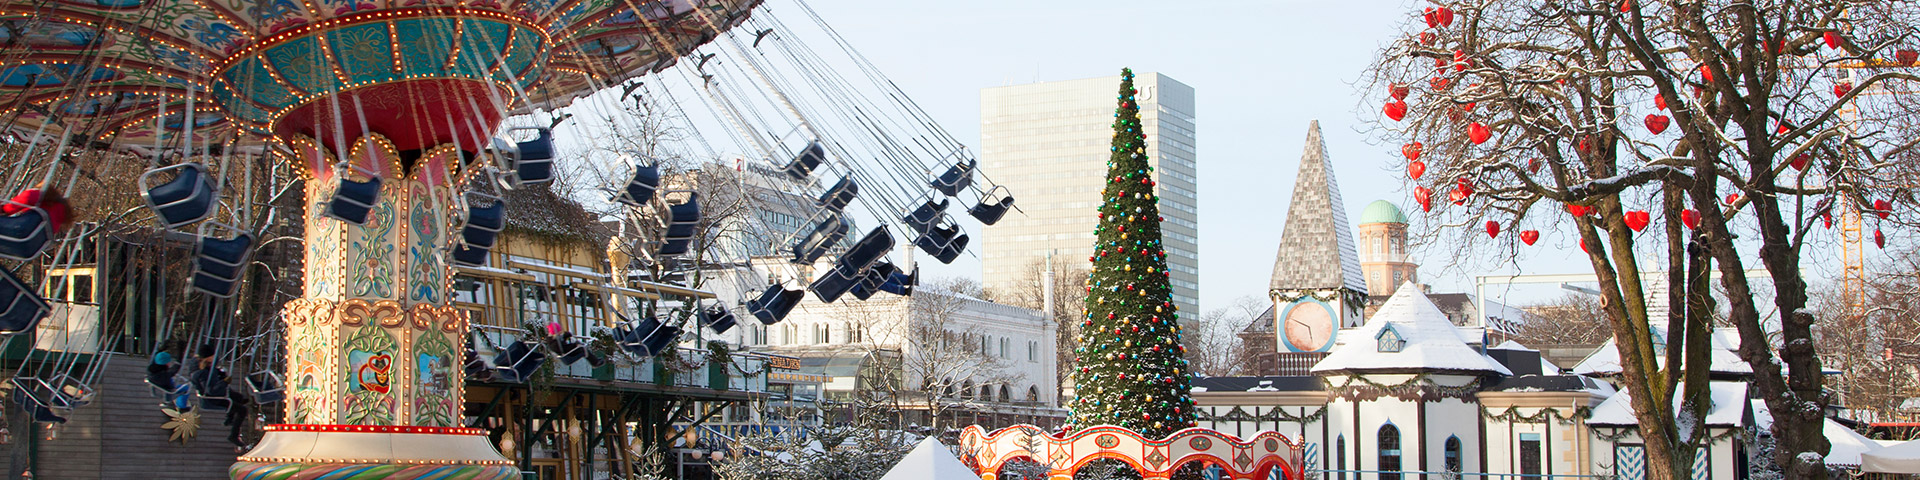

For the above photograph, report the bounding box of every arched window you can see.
[999,384,1011,403]
[961,380,974,399]
[1445,435,1463,480]
[1028,386,1040,403]
[942,378,955,398]
[1335,435,1347,480]
[1379,424,1402,480]
[980,384,993,401]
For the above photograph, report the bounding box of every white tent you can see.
[878,437,983,480]
[1863,436,1920,473]
[1825,418,1882,468]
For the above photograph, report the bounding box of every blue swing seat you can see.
[747,285,804,325]
[783,141,826,180]
[322,164,382,225]
[491,340,547,383]
[969,186,1016,225]
[914,221,968,264]
[790,215,848,264]
[139,163,216,229]
[902,199,947,235]
[192,226,254,297]
[614,163,661,207]
[930,159,976,196]
[817,176,857,213]
[0,205,50,262]
[246,371,285,405]
[507,127,555,186]
[0,267,50,335]
[701,305,737,334]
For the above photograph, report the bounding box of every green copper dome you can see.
[1357,200,1408,225]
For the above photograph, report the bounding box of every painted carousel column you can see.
[230,135,516,479]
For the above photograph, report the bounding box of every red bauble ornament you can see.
[1789,154,1809,171]
[1414,186,1434,212]
[1876,229,1887,248]
[1682,209,1701,230]
[1834,82,1853,98]
[1875,199,1893,219]
[1402,142,1424,161]
[1468,122,1491,144]
[1624,211,1651,231]
[1384,100,1409,121]
[1654,94,1668,111]
[1408,161,1427,179]
[1391,83,1411,100]
[1824,31,1842,49]
[1644,114,1670,134]
[1520,230,1540,246]
[1566,204,1594,217]
[1899,49,1920,66]
[1484,221,1501,238]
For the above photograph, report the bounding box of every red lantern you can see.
[1484,221,1501,238]
[1432,77,1452,91]
[1415,187,1434,212]
[1644,114,1670,134]
[1619,0,1632,12]
[1623,211,1651,231]
[1681,209,1701,230]
[1420,31,1438,46]
[1468,122,1492,144]
[1527,157,1542,174]
[1453,50,1470,71]
[1700,65,1714,83]
[1436,6,1454,27]
[1423,7,1439,28]
[1520,230,1540,246]
[1402,142,1424,161]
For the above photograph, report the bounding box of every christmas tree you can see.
[1066,68,1195,438]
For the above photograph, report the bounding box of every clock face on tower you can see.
[1282,300,1336,352]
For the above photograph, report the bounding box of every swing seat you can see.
[451,200,505,267]
[139,163,216,229]
[48,374,93,408]
[700,305,737,335]
[914,222,968,264]
[0,206,50,262]
[614,163,661,207]
[782,141,826,180]
[504,127,555,186]
[199,394,231,412]
[839,227,893,272]
[635,324,680,358]
[10,379,67,424]
[747,285,804,325]
[323,175,382,225]
[901,199,947,235]
[245,371,285,405]
[790,215,848,264]
[491,340,547,384]
[192,225,255,297]
[0,267,50,335]
[930,159,976,196]
[817,176,857,213]
[551,335,589,365]
[968,187,1015,225]
[611,317,644,350]
[617,315,662,356]
[849,261,897,301]
[809,264,860,304]
[664,193,702,239]
[463,347,496,382]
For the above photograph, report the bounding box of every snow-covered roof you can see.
[1570,327,1752,377]
[1311,283,1512,375]
[1586,381,1749,427]
[878,437,982,480]
[1492,340,1532,351]
[1827,418,1883,467]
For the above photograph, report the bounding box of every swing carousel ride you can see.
[0,0,1016,476]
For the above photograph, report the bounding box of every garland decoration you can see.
[1479,405,1592,425]
[1325,374,1482,402]
[1197,405,1328,424]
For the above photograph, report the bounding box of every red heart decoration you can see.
[1447,109,1465,123]
[1654,94,1667,111]
[1566,204,1593,216]
[1385,100,1409,121]
[1619,0,1632,12]
[1725,193,1741,205]
[1527,157,1542,174]
[1577,136,1594,154]
[1461,102,1477,112]
[1778,122,1792,134]
[1876,229,1887,249]
[1644,114,1670,134]
[1453,50,1469,71]
[1449,186,1470,205]
[1824,31,1842,49]
[1391,83,1411,100]
[1420,31,1438,46]
[1468,122,1491,144]
[1681,209,1701,230]
[1424,7,1439,28]
[1579,238,1589,253]
[1623,210,1650,231]
[1899,49,1919,66]
[1403,142,1424,161]
[1875,199,1892,219]
[1432,77,1452,91]
[1415,186,1434,212]
[1834,82,1853,98]
[1700,65,1714,83]
[1770,38,1787,55]
[1520,230,1540,246]
[1823,212,1834,229]
[1434,57,1450,71]
[1408,161,1427,179]
[1436,7,1454,27]
[1789,154,1808,171]
[1485,221,1501,238]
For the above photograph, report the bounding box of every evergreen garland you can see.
[1064,68,1196,438]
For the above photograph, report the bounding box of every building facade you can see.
[1355,200,1417,298]
[978,72,1199,314]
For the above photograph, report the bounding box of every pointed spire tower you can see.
[1269,121,1368,358]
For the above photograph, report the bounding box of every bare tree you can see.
[883,278,1019,432]
[988,259,1088,406]
[1366,2,1920,478]
[1516,293,1614,346]
[1182,297,1268,377]
[1816,247,1920,422]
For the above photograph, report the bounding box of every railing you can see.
[469,325,769,393]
